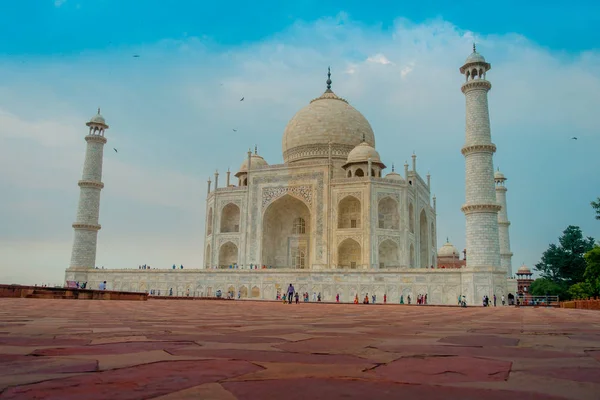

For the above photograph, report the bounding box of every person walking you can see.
[493,294,497,307]
[287,284,295,305]
[501,294,505,306]
[295,292,299,304]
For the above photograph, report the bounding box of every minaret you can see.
[69,109,108,269]
[495,168,513,277]
[459,45,502,271]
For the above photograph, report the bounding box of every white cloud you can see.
[366,53,394,65]
[400,61,415,78]
[54,0,67,7]
[0,16,599,285]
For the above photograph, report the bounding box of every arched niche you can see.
[338,238,361,269]
[378,196,399,229]
[262,194,310,268]
[419,209,429,268]
[410,244,415,268]
[378,239,399,268]
[205,244,211,268]
[218,241,238,268]
[207,208,213,235]
[408,202,414,233]
[220,203,240,233]
[338,195,361,229]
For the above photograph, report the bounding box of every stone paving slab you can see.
[0,298,599,399]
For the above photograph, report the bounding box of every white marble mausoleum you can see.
[65,47,517,305]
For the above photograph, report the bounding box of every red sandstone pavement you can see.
[1,299,600,399]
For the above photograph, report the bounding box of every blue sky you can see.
[2,1,599,55]
[0,1,599,285]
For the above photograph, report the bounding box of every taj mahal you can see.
[65,46,517,305]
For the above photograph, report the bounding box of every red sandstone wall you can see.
[560,299,600,310]
[0,284,147,301]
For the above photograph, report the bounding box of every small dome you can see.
[89,108,106,125]
[238,153,268,174]
[466,51,486,64]
[438,240,459,258]
[517,264,532,274]
[385,171,403,181]
[494,170,505,180]
[346,141,381,164]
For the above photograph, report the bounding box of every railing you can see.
[514,295,560,307]
[214,186,247,193]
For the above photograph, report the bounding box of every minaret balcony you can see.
[84,135,108,144]
[72,223,101,231]
[78,180,104,189]
[461,203,502,214]
[461,144,496,156]
[461,79,491,93]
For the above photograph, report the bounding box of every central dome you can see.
[282,69,375,164]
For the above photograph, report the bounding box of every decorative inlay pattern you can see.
[284,143,355,164]
[218,235,240,247]
[219,198,242,210]
[337,235,362,245]
[262,185,313,210]
[377,192,399,203]
[378,235,400,246]
[461,204,502,214]
[337,191,362,204]
[461,144,497,155]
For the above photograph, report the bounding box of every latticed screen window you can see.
[379,220,384,229]
[293,218,306,234]
[350,262,357,269]
[351,219,357,228]
[292,249,306,269]
[380,262,385,268]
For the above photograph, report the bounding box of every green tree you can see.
[592,197,600,220]
[530,278,568,299]
[584,246,600,296]
[534,226,595,285]
[568,282,594,300]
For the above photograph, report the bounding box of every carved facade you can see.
[204,157,436,271]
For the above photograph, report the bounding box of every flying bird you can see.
[232,129,237,132]
[113,148,118,153]
[240,97,244,101]
[571,137,578,140]
[132,55,140,58]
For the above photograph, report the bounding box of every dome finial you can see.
[391,163,395,172]
[473,42,476,53]
[254,145,258,155]
[446,237,449,243]
[326,66,332,91]
[97,107,101,114]
[362,133,366,142]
